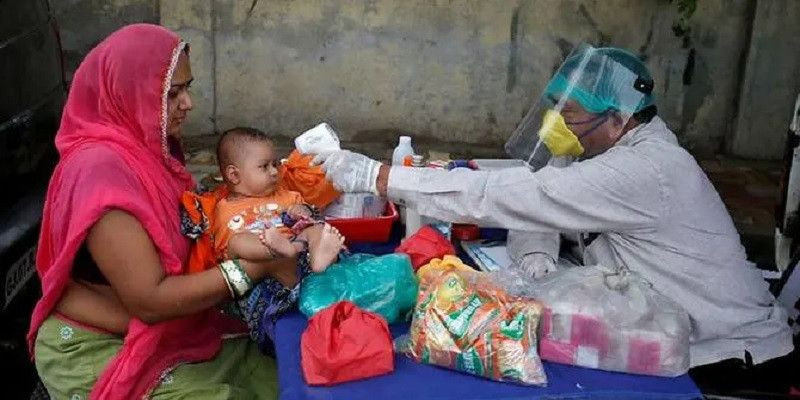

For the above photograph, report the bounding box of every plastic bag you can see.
[324,192,387,218]
[416,255,474,292]
[397,267,547,386]
[521,264,691,377]
[295,122,341,155]
[278,150,340,209]
[396,226,456,271]
[302,301,394,385]
[299,253,418,323]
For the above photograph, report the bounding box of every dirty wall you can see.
[53,0,800,160]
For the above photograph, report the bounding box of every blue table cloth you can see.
[277,227,701,399]
[274,312,701,400]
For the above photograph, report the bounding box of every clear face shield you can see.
[505,45,654,170]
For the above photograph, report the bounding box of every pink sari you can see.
[27,24,238,399]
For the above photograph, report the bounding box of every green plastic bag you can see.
[299,253,418,323]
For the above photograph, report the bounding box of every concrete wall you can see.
[52,0,800,160]
[52,0,159,81]
[160,0,216,136]
[163,0,760,159]
[730,0,800,159]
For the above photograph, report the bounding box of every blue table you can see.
[277,229,701,399]
[274,312,702,400]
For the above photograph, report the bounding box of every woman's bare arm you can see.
[86,210,295,324]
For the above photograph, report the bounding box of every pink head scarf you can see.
[28,24,238,399]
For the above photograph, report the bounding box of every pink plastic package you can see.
[495,265,691,377]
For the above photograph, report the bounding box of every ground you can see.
[699,155,782,268]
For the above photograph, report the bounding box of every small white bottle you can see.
[392,136,415,166]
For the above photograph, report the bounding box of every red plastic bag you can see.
[301,301,394,385]
[278,150,340,209]
[395,226,456,270]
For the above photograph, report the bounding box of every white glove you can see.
[517,252,557,279]
[311,150,382,194]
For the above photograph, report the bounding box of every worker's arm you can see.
[377,149,666,234]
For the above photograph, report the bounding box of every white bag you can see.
[295,122,341,155]
[496,264,691,377]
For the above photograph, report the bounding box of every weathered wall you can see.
[730,0,800,159]
[160,0,216,136]
[164,0,760,159]
[52,0,159,81]
[51,0,800,160]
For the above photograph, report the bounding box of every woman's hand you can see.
[239,257,299,288]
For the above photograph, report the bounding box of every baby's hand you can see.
[287,204,313,219]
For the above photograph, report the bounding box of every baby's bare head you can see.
[216,127,275,174]
[217,128,280,197]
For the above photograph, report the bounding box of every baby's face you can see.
[236,141,280,197]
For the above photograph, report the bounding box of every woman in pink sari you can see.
[29,24,291,399]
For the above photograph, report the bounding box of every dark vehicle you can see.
[0,0,66,397]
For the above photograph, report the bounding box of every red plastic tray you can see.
[325,202,398,244]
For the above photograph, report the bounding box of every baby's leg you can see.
[298,223,344,272]
[228,228,296,261]
[258,227,299,258]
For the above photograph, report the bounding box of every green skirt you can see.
[34,315,279,399]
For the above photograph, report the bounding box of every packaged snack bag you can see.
[397,267,547,386]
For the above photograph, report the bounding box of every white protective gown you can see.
[387,117,793,366]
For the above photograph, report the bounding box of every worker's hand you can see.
[312,150,382,194]
[517,252,557,279]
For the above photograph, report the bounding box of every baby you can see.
[212,127,343,273]
[211,127,344,353]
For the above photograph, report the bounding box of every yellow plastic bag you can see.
[416,255,473,292]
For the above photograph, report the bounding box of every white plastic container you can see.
[392,136,415,166]
[405,207,422,238]
[324,193,387,219]
[295,122,341,155]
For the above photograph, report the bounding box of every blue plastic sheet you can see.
[276,312,702,400]
[299,253,418,323]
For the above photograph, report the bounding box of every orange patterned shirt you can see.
[211,188,305,258]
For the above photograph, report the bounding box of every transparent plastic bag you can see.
[299,253,418,323]
[396,267,547,386]
[324,193,386,218]
[497,264,691,377]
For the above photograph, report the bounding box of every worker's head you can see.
[217,127,280,196]
[506,45,657,168]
